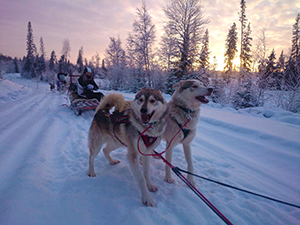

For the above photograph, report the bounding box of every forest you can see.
[1,0,299,113]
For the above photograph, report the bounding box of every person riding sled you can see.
[77,67,104,102]
[57,70,67,91]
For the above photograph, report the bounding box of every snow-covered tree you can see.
[291,13,300,63]
[49,50,57,71]
[224,23,238,73]
[76,47,84,73]
[264,49,277,85]
[159,26,178,71]
[13,57,19,73]
[39,37,46,59]
[163,0,208,78]
[127,1,155,87]
[61,39,71,62]
[106,36,127,90]
[199,29,210,69]
[239,0,252,73]
[59,39,71,72]
[36,37,46,78]
[252,28,267,71]
[240,23,252,72]
[231,78,260,109]
[106,36,126,68]
[22,21,37,78]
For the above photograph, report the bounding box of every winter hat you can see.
[85,67,92,76]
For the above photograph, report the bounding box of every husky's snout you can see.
[140,107,148,114]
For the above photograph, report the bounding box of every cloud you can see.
[0,0,299,68]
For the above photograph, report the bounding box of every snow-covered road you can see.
[0,74,299,225]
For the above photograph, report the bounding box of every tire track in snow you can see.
[0,90,63,190]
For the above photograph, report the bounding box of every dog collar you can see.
[178,105,195,114]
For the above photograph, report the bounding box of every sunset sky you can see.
[0,0,299,70]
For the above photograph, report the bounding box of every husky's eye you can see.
[192,85,198,88]
[150,99,156,104]
[139,98,143,103]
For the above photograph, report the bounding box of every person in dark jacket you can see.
[77,67,104,101]
[57,71,67,91]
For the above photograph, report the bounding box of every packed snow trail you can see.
[0,74,299,225]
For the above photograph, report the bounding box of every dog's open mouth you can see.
[195,95,210,104]
[141,111,154,124]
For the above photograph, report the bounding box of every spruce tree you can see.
[13,57,19,73]
[37,37,46,78]
[224,23,238,73]
[264,49,276,87]
[239,0,252,72]
[240,23,252,72]
[76,47,84,73]
[49,51,57,71]
[22,21,37,78]
[291,13,300,63]
[199,29,210,69]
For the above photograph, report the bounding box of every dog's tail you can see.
[95,93,129,113]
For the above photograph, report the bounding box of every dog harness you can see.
[171,116,190,140]
[171,105,194,140]
[138,133,158,147]
[110,111,131,125]
[110,111,157,147]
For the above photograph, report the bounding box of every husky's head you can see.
[132,87,167,124]
[173,79,213,109]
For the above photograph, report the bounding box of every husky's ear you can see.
[173,82,181,91]
[173,80,194,93]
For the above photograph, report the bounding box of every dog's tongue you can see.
[141,114,149,123]
[196,96,209,103]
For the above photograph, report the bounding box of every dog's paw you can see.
[142,195,154,207]
[109,159,120,165]
[164,177,175,184]
[88,172,96,177]
[147,183,158,192]
[187,175,196,186]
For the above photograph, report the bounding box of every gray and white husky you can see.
[163,79,213,186]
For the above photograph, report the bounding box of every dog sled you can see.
[68,74,100,116]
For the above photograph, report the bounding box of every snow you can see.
[0,74,299,225]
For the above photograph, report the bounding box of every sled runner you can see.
[68,74,100,115]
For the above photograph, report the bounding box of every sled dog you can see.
[49,82,55,92]
[88,88,168,206]
[163,79,213,186]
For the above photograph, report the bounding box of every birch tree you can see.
[163,0,208,78]
[127,1,155,87]
[106,36,127,90]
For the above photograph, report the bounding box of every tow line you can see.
[136,117,300,224]
[137,119,233,225]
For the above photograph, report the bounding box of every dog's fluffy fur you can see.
[163,79,213,186]
[88,88,168,206]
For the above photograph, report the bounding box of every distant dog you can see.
[163,79,213,186]
[88,88,168,206]
[49,82,55,92]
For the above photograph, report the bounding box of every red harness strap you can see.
[139,134,157,147]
